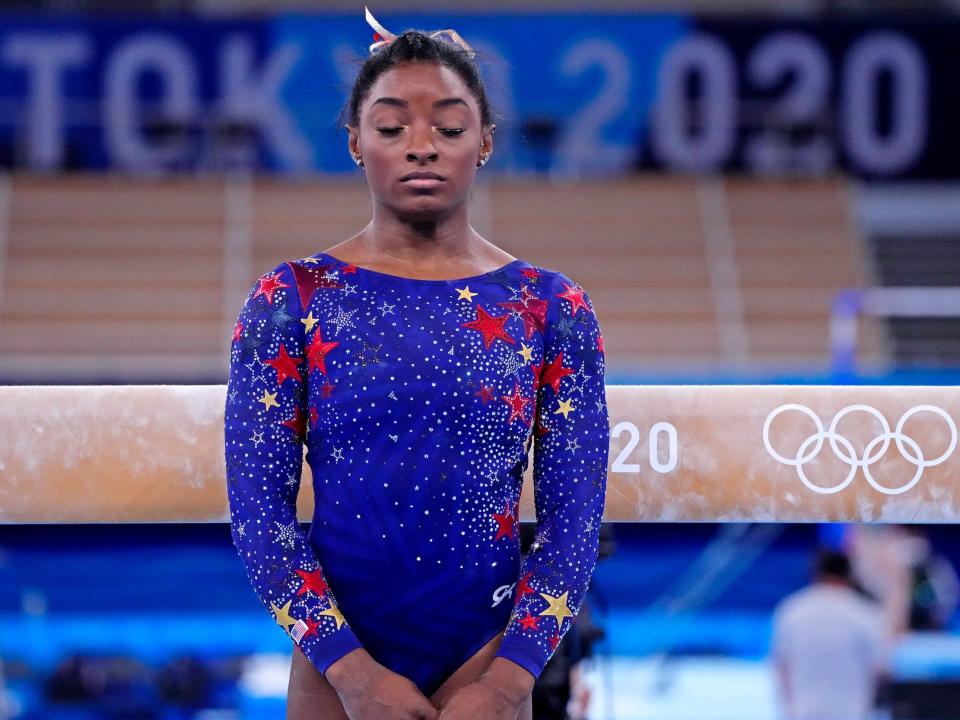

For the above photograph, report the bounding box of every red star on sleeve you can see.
[556,281,592,316]
[264,344,303,385]
[515,571,536,604]
[299,616,321,640]
[286,260,344,311]
[306,327,339,376]
[539,351,575,393]
[252,273,290,305]
[295,568,330,597]
[518,611,541,631]
[232,321,244,343]
[497,286,548,340]
[281,405,307,440]
[461,305,516,349]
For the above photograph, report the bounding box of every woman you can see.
[224,11,610,720]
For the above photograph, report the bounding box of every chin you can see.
[391,194,457,218]
[398,205,451,223]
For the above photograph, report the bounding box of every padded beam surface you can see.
[0,385,956,523]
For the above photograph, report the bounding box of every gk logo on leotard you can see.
[763,404,957,496]
[492,582,515,608]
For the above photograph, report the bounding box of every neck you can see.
[364,201,477,263]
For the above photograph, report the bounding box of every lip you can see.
[403,177,444,189]
[400,171,445,182]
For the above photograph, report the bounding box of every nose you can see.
[405,123,439,164]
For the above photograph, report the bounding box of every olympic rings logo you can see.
[762,404,957,496]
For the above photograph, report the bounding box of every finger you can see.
[416,701,441,720]
[411,685,439,710]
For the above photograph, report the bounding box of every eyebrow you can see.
[370,97,469,110]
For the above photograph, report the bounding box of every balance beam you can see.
[0,385,956,523]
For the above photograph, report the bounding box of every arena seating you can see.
[0,174,886,382]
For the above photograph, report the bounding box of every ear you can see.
[346,124,360,157]
[479,123,496,162]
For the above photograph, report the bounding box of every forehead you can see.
[363,61,477,114]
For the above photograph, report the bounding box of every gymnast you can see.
[224,8,610,719]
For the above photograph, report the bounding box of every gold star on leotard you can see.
[456,286,478,301]
[319,600,347,630]
[271,599,298,632]
[518,343,534,362]
[301,311,319,333]
[554,398,575,419]
[259,390,280,410]
[538,590,573,631]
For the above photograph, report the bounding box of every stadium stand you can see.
[0,174,886,382]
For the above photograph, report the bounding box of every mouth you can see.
[400,171,445,189]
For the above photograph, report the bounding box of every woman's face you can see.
[348,61,494,219]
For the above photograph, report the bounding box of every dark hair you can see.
[338,29,494,129]
[814,548,852,582]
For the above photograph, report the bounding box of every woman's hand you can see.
[341,665,440,720]
[436,677,523,720]
[327,649,439,719]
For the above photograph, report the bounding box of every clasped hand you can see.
[338,664,522,720]
[435,676,523,719]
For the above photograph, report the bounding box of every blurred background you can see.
[1,0,959,718]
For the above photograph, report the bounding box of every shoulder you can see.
[259,255,322,280]
[251,258,295,287]
[529,265,597,308]
[532,265,601,331]
[531,265,585,292]
[255,252,327,277]
[242,258,312,316]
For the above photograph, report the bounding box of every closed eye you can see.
[375,127,467,137]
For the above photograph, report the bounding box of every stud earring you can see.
[477,156,488,168]
[353,155,363,167]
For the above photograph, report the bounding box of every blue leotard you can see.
[224,251,609,697]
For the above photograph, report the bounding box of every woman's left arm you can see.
[492,270,610,682]
[441,272,611,719]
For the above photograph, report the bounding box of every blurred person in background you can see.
[846,524,960,636]
[771,548,891,720]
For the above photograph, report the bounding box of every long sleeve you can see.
[495,271,611,679]
[224,259,363,676]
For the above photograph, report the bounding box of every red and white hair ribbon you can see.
[364,5,476,58]
[365,5,397,54]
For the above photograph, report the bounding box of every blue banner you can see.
[0,13,956,178]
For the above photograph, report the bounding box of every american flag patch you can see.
[291,619,309,643]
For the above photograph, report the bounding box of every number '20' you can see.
[611,421,678,474]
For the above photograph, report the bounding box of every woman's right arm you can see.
[225,259,438,719]
[225,260,366,675]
